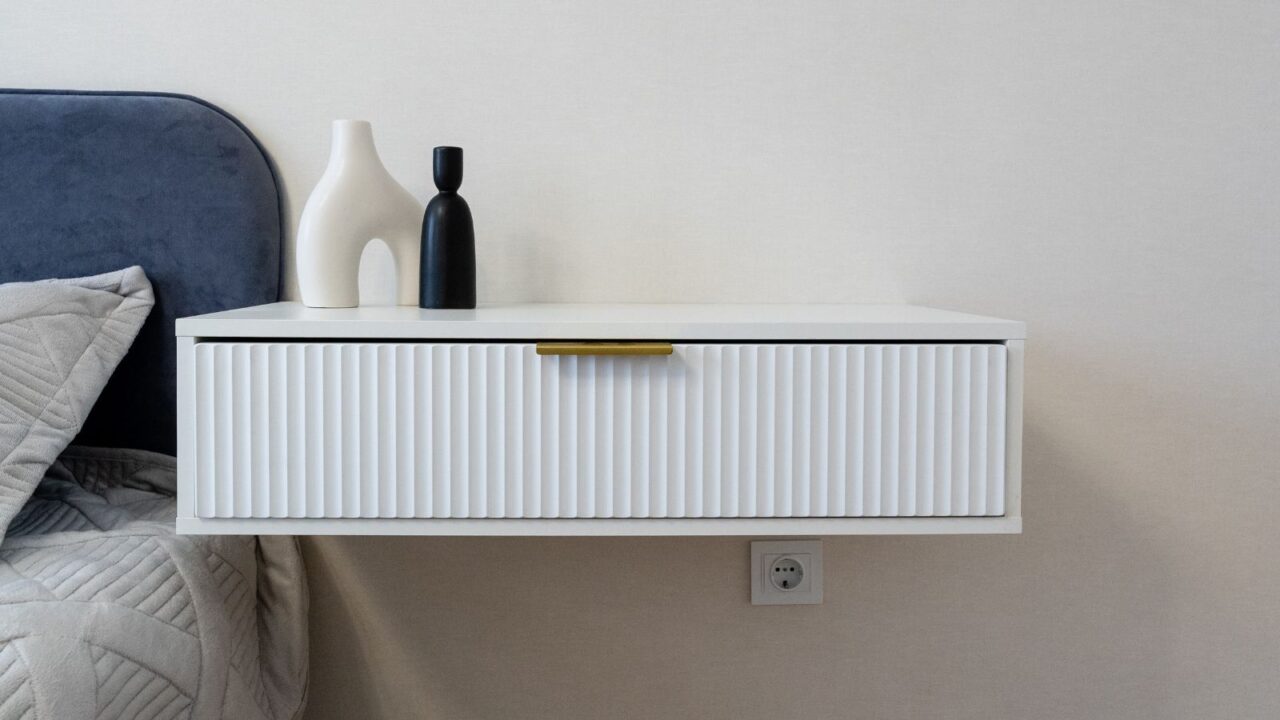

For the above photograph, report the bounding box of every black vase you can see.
[419,146,476,309]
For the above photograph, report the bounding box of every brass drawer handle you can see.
[536,342,674,356]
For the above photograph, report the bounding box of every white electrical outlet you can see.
[751,540,823,605]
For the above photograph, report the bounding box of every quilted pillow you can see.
[0,266,153,536]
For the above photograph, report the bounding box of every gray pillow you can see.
[0,266,153,536]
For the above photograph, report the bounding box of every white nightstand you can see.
[175,303,1024,536]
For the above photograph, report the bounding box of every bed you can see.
[0,90,307,720]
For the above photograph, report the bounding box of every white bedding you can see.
[0,447,307,720]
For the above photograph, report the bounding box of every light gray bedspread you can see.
[0,447,307,720]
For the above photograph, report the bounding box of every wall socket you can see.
[751,540,823,605]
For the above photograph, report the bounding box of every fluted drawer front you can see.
[193,343,1006,519]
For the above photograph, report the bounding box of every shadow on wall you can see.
[299,414,1180,719]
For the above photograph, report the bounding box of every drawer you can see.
[190,342,1006,519]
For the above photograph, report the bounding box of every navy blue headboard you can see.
[0,90,282,455]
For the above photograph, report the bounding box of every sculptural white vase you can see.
[297,120,423,307]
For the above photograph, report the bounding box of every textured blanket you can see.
[0,447,307,720]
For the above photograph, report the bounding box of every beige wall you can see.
[4,1,1279,717]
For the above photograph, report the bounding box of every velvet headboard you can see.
[0,90,282,455]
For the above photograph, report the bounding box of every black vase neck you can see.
[433,146,463,192]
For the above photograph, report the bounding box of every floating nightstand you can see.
[176,303,1024,536]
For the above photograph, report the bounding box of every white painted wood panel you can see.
[191,342,1006,520]
[176,302,1026,341]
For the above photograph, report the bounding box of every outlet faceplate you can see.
[751,540,823,605]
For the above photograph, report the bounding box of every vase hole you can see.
[357,238,400,306]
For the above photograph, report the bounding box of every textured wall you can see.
[3,1,1278,717]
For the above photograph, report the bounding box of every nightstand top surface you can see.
[177,302,1025,341]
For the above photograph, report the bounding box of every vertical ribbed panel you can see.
[193,343,1006,518]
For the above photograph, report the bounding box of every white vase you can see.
[297,120,423,307]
